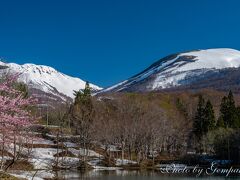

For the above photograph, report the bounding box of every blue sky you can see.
[0,0,240,87]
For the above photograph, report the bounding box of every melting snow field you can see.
[4,137,136,180]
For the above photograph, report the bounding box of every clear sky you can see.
[0,0,240,87]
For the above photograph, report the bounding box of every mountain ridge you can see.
[100,48,240,93]
[0,60,102,101]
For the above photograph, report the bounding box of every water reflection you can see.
[54,169,237,180]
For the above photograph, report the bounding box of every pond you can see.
[53,170,239,180]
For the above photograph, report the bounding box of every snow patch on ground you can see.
[32,139,55,145]
[30,148,59,169]
[10,170,54,180]
[115,159,137,166]
[68,148,102,158]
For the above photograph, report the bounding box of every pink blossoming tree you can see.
[0,75,37,170]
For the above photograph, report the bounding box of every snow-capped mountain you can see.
[101,48,240,93]
[0,61,102,101]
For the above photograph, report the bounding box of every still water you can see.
[53,170,239,180]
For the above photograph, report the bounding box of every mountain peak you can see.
[0,61,102,99]
[178,48,240,71]
[100,48,240,93]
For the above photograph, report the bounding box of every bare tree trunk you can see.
[137,151,141,164]
[1,132,5,170]
[121,141,125,165]
[13,132,16,161]
[128,145,132,161]
[56,128,59,168]
[5,132,16,171]
[108,149,111,166]
[83,142,86,162]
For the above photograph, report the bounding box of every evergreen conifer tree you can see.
[219,91,239,128]
[193,95,205,139]
[203,100,216,132]
[219,96,228,127]
[217,116,225,128]
[227,90,237,127]
[70,82,94,163]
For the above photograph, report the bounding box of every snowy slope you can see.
[101,48,240,93]
[0,61,102,99]
[174,48,240,71]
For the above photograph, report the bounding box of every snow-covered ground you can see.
[101,145,121,152]
[32,139,55,145]
[30,148,60,169]
[3,136,138,180]
[68,148,102,158]
[115,159,137,166]
[10,170,54,180]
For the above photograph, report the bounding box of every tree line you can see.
[1,78,239,171]
[193,90,240,162]
[69,83,190,167]
[44,83,240,167]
